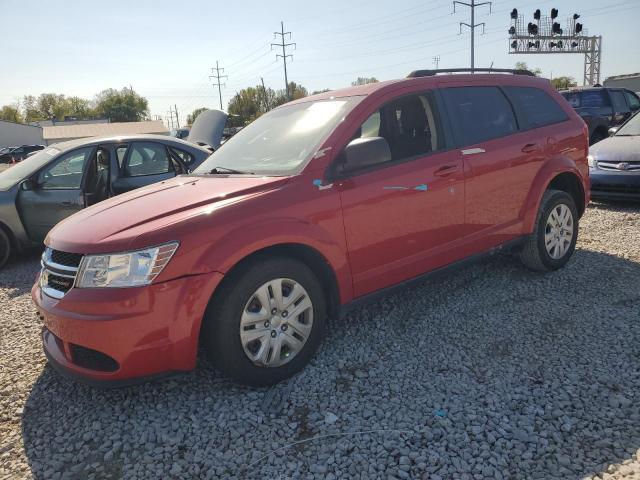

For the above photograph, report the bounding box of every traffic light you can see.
[509,26,516,35]
[534,9,541,20]
[510,8,518,19]
[552,22,563,35]
[575,23,583,34]
[528,22,539,35]
[551,8,558,19]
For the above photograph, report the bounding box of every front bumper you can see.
[32,271,224,385]
[590,169,640,201]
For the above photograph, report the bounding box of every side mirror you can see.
[21,179,36,191]
[341,137,391,174]
[608,127,618,136]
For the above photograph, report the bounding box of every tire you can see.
[0,229,11,271]
[202,257,327,387]
[519,189,579,272]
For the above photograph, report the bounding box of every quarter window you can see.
[504,86,568,129]
[122,143,174,177]
[38,147,93,190]
[441,87,517,145]
[169,147,194,166]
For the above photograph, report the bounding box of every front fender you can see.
[194,217,353,304]
[521,156,588,233]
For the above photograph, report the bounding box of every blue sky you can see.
[1,0,638,126]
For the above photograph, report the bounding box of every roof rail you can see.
[407,68,536,78]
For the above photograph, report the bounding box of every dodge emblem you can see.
[616,162,629,171]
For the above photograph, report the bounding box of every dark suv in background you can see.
[0,145,45,163]
[561,87,640,145]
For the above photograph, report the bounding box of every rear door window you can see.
[504,86,568,129]
[581,91,609,108]
[441,86,517,146]
[122,142,174,177]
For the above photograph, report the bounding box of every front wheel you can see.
[202,257,326,386]
[520,189,579,272]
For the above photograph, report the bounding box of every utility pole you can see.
[271,21,296,100]
[260,77,271,111]
[165,111,174,130]
[454,0,492,71]
[209,60,227,110]
[433,55,440,69]
[173,104,180,129]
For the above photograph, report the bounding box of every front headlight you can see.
[76,242,179,288]
[587,154,596,168]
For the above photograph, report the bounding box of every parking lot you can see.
[0,201,638,480]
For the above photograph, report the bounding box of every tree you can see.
[311,89,331,95]
[94,88,149,122]
[227,81,309,126]
[0,104,23,123]
[351,77,379,86]
[186,107,208,125]
[514,62,542,76]
[22,95,43,122]
[37,93,68,119]
[551,76,578,90]
[66,96,95,118]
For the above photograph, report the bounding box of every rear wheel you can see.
[0,229,11,270]
[520,189,579,272]
[202,257,326,386]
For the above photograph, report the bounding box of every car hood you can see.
[187,109,227,149]
[590,136,640,162]
[46,174,288,253]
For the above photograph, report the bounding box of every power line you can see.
[209,60,228,110]
[271,21,296,100]
[433,55,441,69]
[454,0,493,71]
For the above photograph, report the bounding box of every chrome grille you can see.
[597,161,640,172]
[40,248,83,299]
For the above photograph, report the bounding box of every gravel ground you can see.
[1,202,639,480]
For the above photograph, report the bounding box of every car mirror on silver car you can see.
[20,179,36,191]
[608,127,618,136]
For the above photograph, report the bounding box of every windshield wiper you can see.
[207,166,253,175]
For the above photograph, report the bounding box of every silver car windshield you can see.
[194,96,363,175]
[0,147,60,191]
[617,112,640,136]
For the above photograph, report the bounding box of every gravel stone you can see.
[1,202,640,479]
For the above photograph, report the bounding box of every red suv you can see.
[32,69,589,386]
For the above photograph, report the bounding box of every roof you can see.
[605,73,640,81]
[42,120,169,140]
[44,134,211,154]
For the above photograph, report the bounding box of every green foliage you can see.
[550,76,578,90]
[514,62,542,76]
[351,77,379,86]
[0,104,23,123]
[228,81,309,126]
[187,107,208,125]
[94,88,149,122]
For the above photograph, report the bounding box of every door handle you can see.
[461,147,485,155]
[434,165,460,177]
[521,143,542,153]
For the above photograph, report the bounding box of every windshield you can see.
[194,97,363,175]
[0,147,60,191]
[616,112,640,136]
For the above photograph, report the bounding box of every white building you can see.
[0,120,44,148]
[42,120,169,145]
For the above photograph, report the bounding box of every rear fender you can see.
[521,156,587,233]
